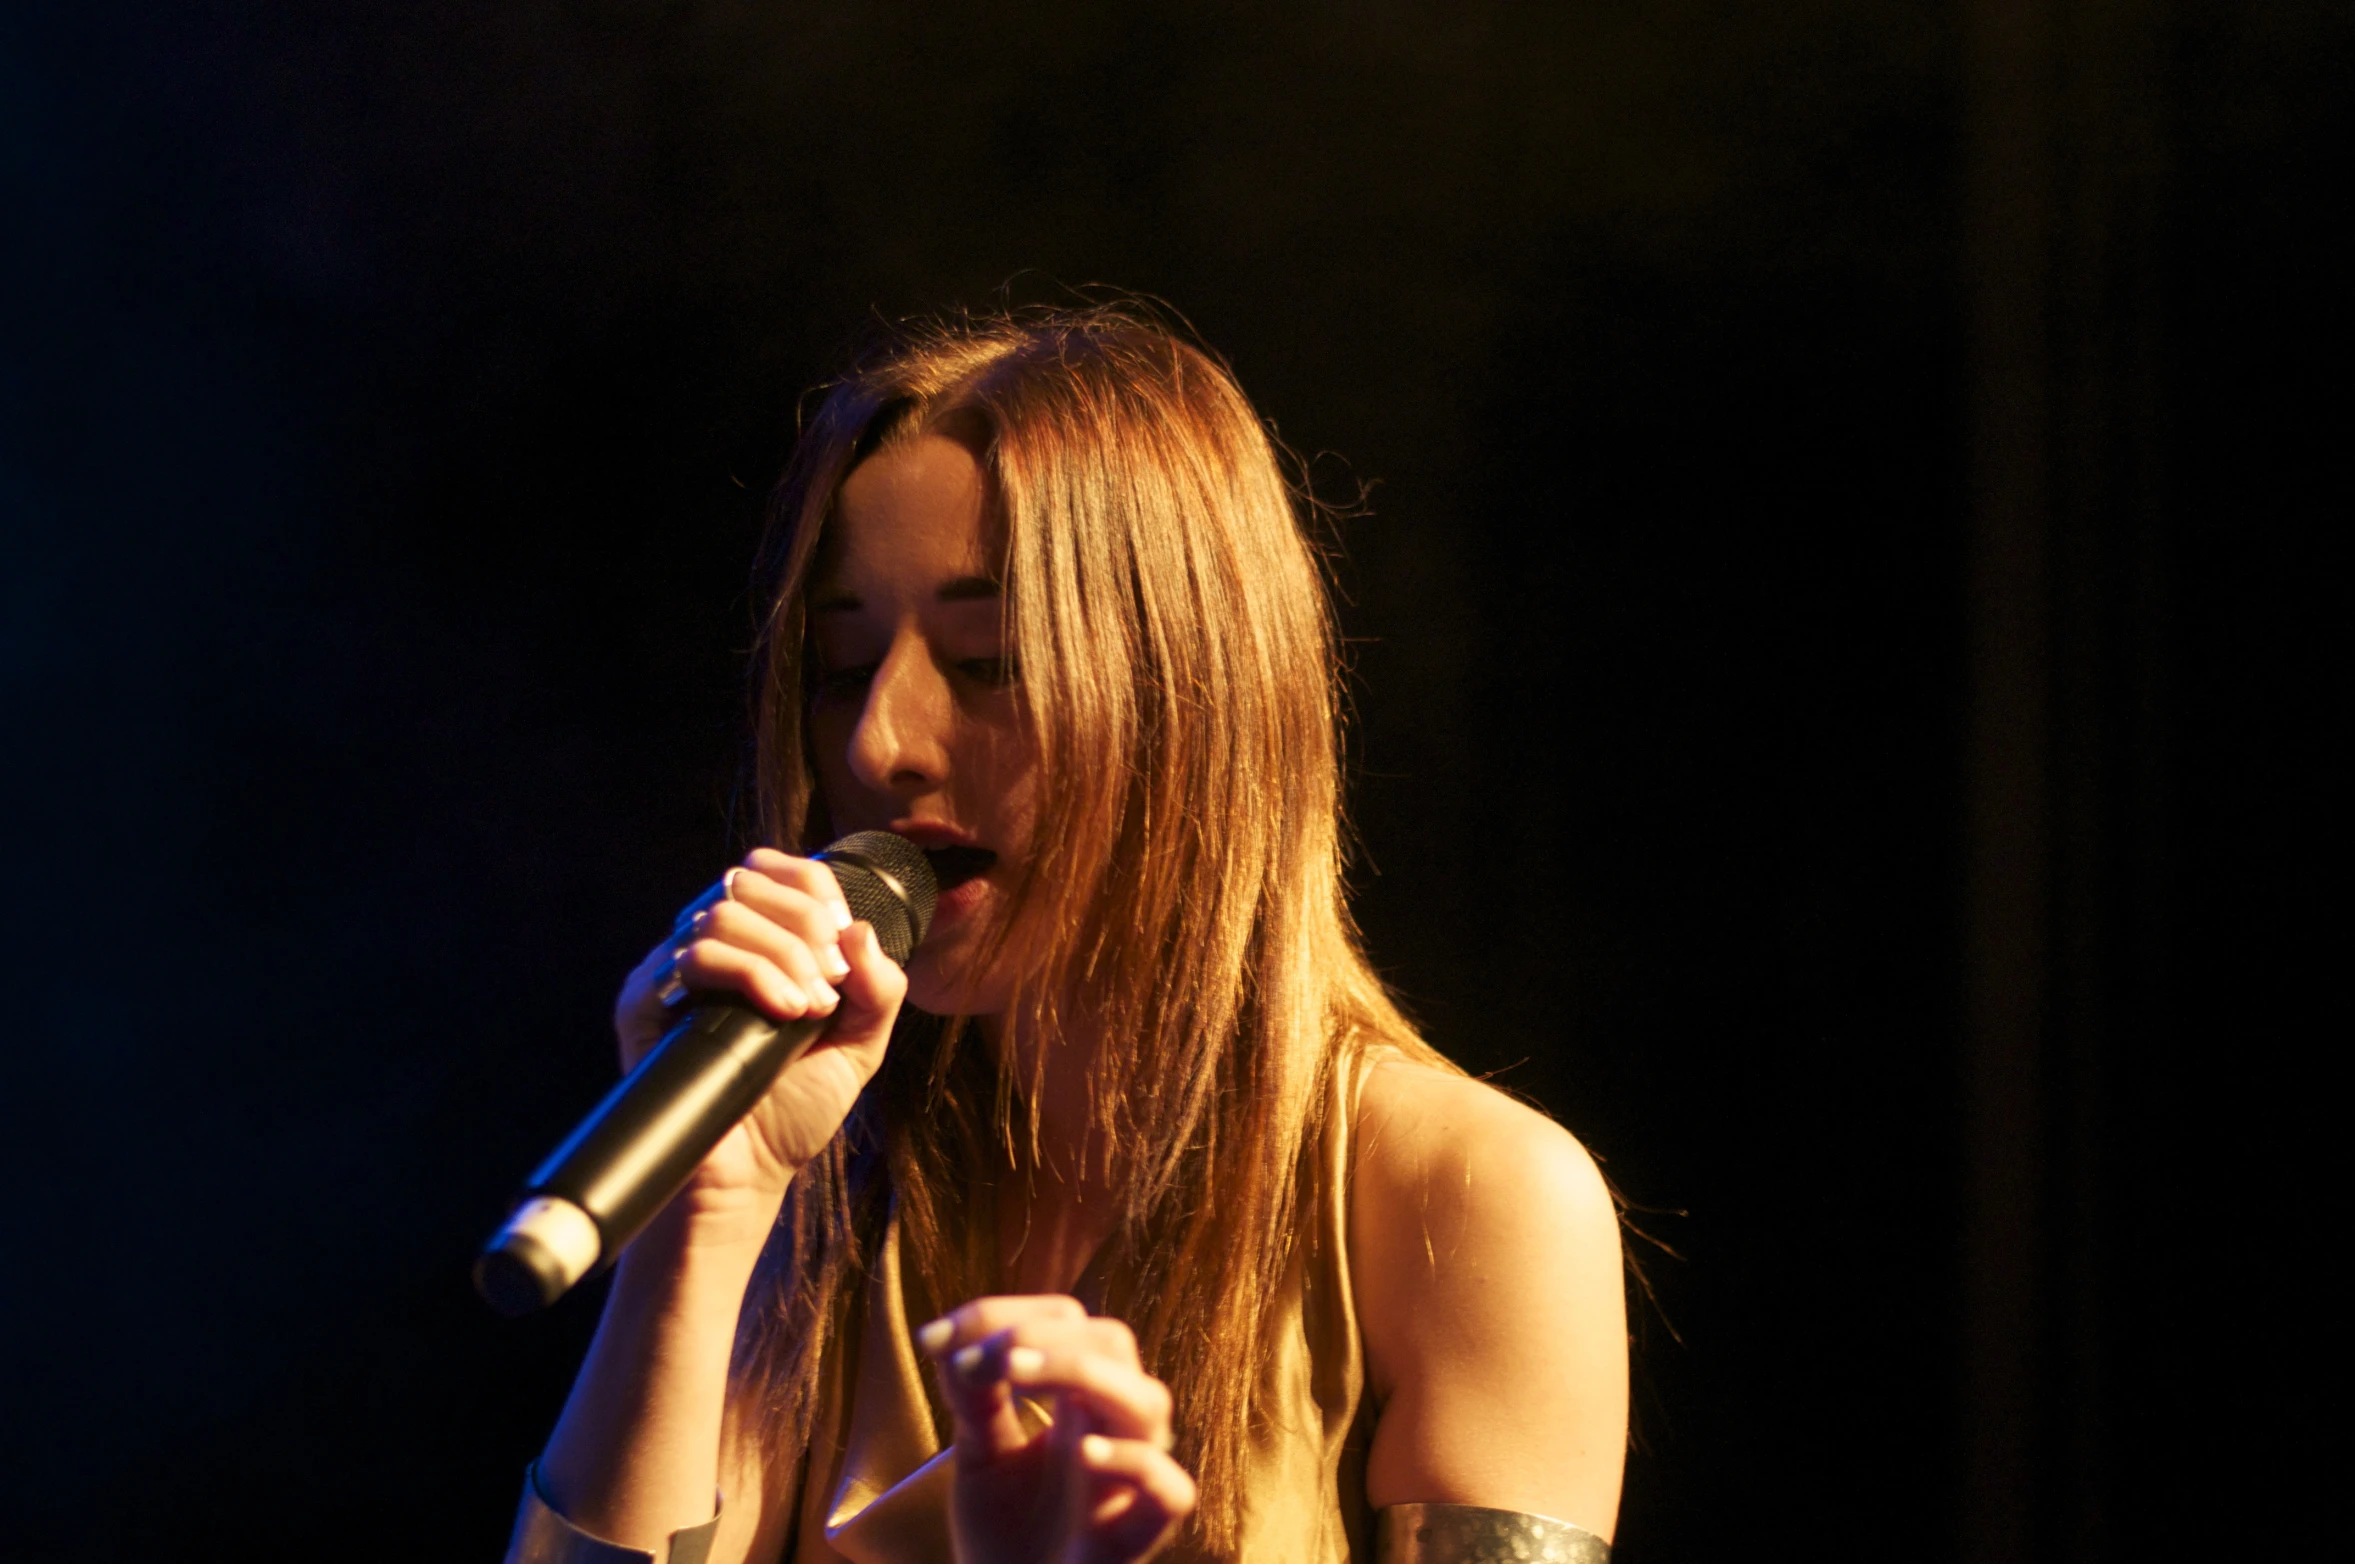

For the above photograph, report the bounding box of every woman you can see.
[509,305,1628,1564]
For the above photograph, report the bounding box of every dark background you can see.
[2,3,2343,1560]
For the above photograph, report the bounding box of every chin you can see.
[905,951,1008,1020]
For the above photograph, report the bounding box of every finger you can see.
[698,899,838,1007]
[1079,1315,1141,1370]
[621,937,679,1010]
[719,876,854,984]
[793,924,904,1077]
[672,939,831,1025]
[913,1295,1090,1359]
[833,919,906,1015]
[1085,1484,1139,1534]
[615,942,687,1068]
[931,1327,1033,1462]
[740,849,855,931]
[997,1335,1173,1445]
[1076,1436,1195,1562]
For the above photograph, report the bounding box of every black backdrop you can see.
[1,4,2343,1561]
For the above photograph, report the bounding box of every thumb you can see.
[934,1330,1036,1465]
[824,920,906,1061]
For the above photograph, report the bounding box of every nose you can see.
[846,624,952,798]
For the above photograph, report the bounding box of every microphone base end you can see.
[475,1194,602,1316]
[474,1239,563,1317]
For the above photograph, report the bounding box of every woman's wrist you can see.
[536,1196,775,1551]
[615,1181,789,1302]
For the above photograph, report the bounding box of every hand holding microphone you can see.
[476,832,935,1315]
[614,842,921,1196]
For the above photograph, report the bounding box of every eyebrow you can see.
[810,575,1002,612]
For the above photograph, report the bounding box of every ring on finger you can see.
[672,880,726,936]
[654,946,692,1009]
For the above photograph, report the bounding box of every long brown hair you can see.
[732,302,1447,1552]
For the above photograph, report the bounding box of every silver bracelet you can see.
[505,1463,722,1564]
[1377,1502,1611,1564]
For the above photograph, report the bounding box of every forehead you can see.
[817,431,1000,595]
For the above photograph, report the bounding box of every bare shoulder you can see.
[1349,1057,1628,1535]
[1352,1060,1620,1309]
[1354,1059,1616,1224]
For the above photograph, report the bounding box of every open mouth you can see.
[922,845,998,893]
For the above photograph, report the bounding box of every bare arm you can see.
[528,851,908,1559]
[537,1203,776,1548]
[1350,1062,1629,1539]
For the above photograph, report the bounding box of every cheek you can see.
[966,728,1042,843]
[807,707,860,801]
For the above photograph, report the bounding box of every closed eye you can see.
[811,656,1012,701]
[813,662,878,700]
[956,657,1017,688]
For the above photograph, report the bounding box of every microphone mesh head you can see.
[816,831,938,965]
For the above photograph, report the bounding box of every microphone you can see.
[473,831,937,1316]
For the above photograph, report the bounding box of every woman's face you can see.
[807,429,1037,1016]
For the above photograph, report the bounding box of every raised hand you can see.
[611,847,908,1249]
[918,1296,1196,1564]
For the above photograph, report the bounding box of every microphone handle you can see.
[475,1002,820,1314]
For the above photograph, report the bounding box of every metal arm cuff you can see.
[1377,1503,1611,1564]
[505,1463,721,1564]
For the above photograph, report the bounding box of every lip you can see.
[930,873,991,931]
[888,819,987,852]
[885,819,996,930]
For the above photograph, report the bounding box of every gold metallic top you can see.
[1377,1503,1611,1564]
[506,1465,720,1564]
[785,1055,1385,1562]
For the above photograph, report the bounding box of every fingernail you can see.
[1006,1346,1045,1378]
[813,981,840,1008]
[917,1318,953,1354]
[689,909,711,932]
[1080,1434,1113,1462]
[823,945,851,980]
[833,903,853,931]
[953,1342,990,1380]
